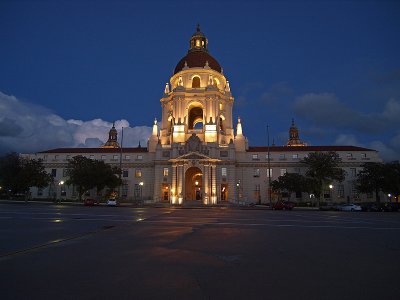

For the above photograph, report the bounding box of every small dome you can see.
[174,25,222,74]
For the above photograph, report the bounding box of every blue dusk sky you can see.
[0,0,399,161]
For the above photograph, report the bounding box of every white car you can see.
[106,199,118,206]
[337,203,362,211]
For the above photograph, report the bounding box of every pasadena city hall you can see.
[27,26,382,205]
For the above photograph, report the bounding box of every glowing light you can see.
[388,194,392,197]
[52,219,63,223]
[329,184,333,189]
[139,182,144,186]
[195,181,199,186]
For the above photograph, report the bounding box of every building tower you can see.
[158,24,237,147]
[102,122,120,148]
[287,119,306,146]
[153,25,245,205]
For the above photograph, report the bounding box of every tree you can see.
[271,173,305,200]
[0,152,51,196]
[301,151,345,206]
[383,161,400,200]
[66,156,121,201]
[356,161,400,203]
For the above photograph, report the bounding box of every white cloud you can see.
[293,93,400,133]
[334,134,399,162]
[0,92,152,154]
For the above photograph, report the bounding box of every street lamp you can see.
[58,180,65,203]
[139,181,144,205]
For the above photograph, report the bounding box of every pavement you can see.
[0,199,319,210]
[1,203,399,299]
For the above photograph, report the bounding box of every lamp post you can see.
[58,180,65,203]
[267,125,272,209]
[235,182,240,203]
[329,184,334,202]
[139,181,144,205]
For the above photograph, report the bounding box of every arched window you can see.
[192,77,201,88]
[188,106,203,129]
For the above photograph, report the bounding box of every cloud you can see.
[293,93,400,133]
[0,92,152,154]
[260,82,293,105]
[334,134,399,162]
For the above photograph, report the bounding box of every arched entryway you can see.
[185,167,202,201]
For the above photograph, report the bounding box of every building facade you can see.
[27,26,382,204]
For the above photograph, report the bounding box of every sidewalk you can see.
[0,199,320,210]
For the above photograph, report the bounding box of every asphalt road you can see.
[0,203,399,300]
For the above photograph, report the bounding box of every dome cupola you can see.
[174,25,222,74]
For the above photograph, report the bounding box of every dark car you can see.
[83,198,99,206]
[272,201,295,210]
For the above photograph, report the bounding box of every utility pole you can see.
[267,125,272,209]
[118,126,124,199]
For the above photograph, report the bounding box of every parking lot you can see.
[1,203,399,299]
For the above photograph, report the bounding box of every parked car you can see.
[320,202,336,211]
[106,199,119,206]
[337,203,362,211]
[83,198,99,206]
[360,202,383,212]
[272,201,295,210]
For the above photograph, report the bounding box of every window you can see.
[89,155,95,160]
[137,155,143,160]
[54,155,59,160]
[125,155,130,160]
[135,169,142,177]
[43,155,48,161]
[254,168,260,177]
[266,168,273,178]
[122,182,128,197]
[361,153,367,159]
[252,154,259,160]
[279,154,285,160]
[163,168,169,177]
[292,154,298,159]
[337,185,344,198]
[254,184,261,202]
[350,168,356,177]
[101,155,106,160]
[351,185,358,197]
[113,155,119,160]
[221,167,227,177]
[220,151,228,157]
[280,169,287,176]
[265,154,271,159]
[66,155,71,160]
[346,153,353,159]
[62,169,68,177]
[162,151,170,158]
[192,76,200,88]
[51,169,57,178]
[123,170,129,178]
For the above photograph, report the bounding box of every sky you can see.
[0,0,399,161]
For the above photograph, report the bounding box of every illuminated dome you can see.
[174,25,222,74]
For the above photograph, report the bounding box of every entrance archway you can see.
[185,167,202,201]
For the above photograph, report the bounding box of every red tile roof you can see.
[174,51,222,74]
[38,147,148,154]
[247,145,376,152]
